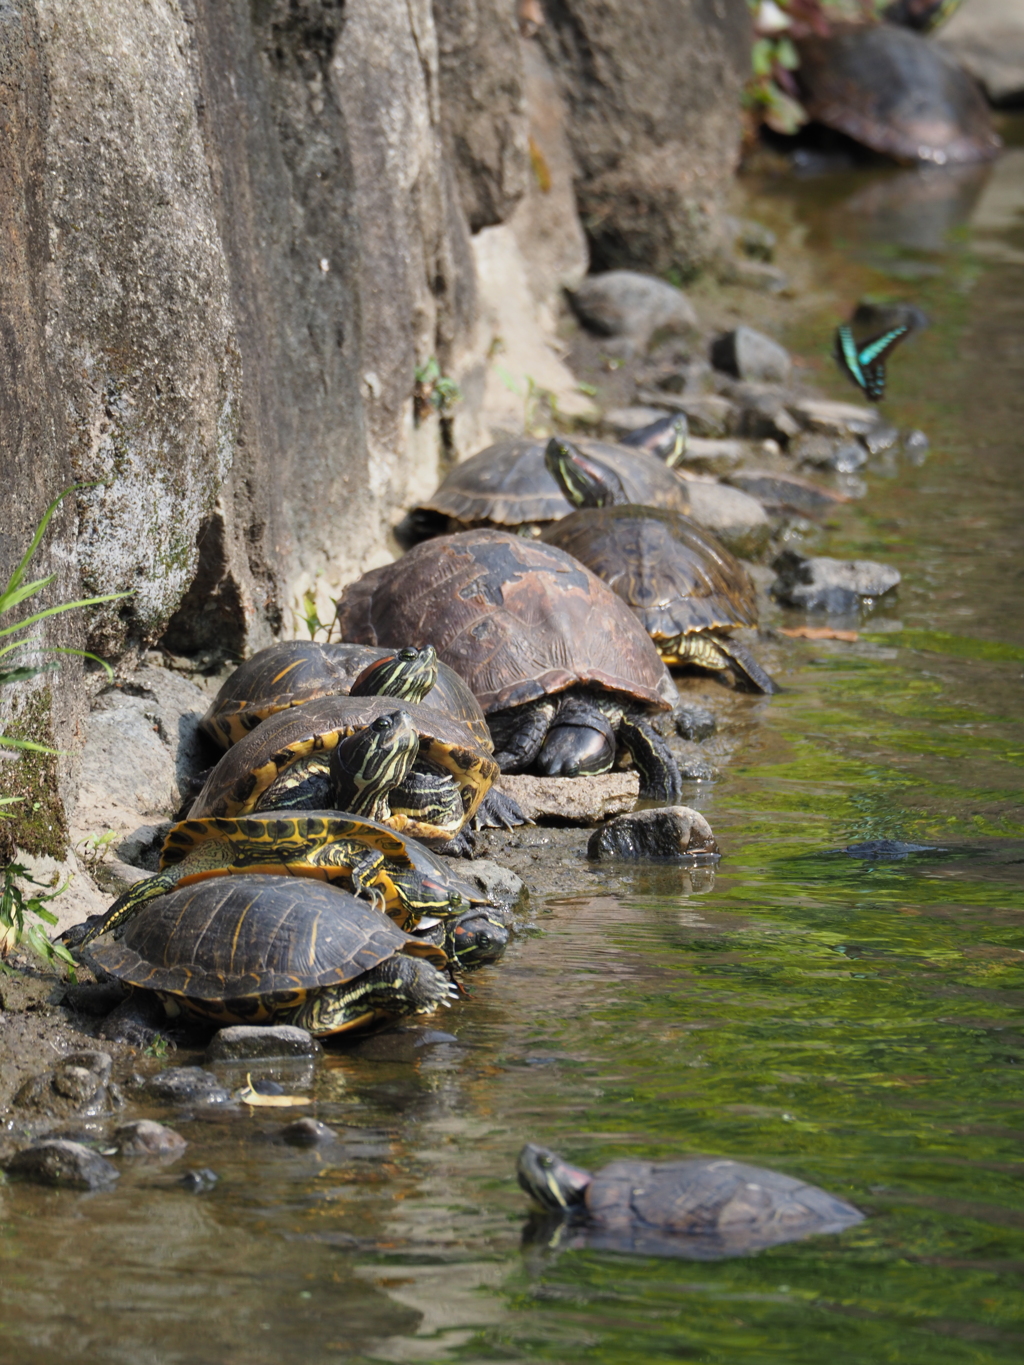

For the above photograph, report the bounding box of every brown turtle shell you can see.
[541,506,757,647]
[417,436,690,531]
[89,876,446,1004]
[189,694,498,838]
[200,641,490,749]
[333,529,677,714]
[797,25,1000,166]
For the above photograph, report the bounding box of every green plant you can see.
[0,862,77,978]
[1,486,131,755]
[296,586,332,642]
[414,357,461,422]
[75,828,120,874]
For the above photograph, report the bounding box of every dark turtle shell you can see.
[797,24,999,166]
[333,529,676,714]
[416,436,690,532]
[201,641,490,750]
[189,694,498,839]
[89,876,447,1010]
[541,506,757,651]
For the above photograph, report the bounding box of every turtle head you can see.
[517,1143,591,1212]
[446,908,509,969]
[330,709,420,819]
[544,437,628,510]
[350,645,438,703]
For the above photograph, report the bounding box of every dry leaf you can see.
[779,627,858,642]
[237,1073,311,1107]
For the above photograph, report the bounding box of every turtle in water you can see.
[333,529,684,797]
[70,811,490,947]
[541,438,778,694]
[88,877,459,1038]
[796,23,999,166]
[411,434,691,538]
[517,1143,864,1259]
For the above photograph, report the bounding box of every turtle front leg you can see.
[488,700,557,772]
[669,633,778,695]
[617,713,683,801]
[471,786,529,831]
[346,848,390,916]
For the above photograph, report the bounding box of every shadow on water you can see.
[3,120,1024,1365]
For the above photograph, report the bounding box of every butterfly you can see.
[833,323,912,403]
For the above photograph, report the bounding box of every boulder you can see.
[115,1120,188,1159]
[711,327,792,385]
[588,806,720,861]
[5,1139,119,1190]
[679,479,772,558]
[570,271,698,357]
[497,772,640,824]
[936,0,1024,106]
[772,550,901,612]
[206,1025,322,1062]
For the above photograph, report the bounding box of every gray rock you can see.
[677,437,767,478]
[588,807,720,861]
[206,1025,322,1062]
[676,757,718,782]
[458,859,528,909]
[497,773,639,825]
[733,390,802,443]
[178,1168,218,1193]
[718,258,788,293]
[146,1067,232,1105]
[723,215,777,262]
[727,472,848,518]
[903,429,929,464]
[281,1118,339,1148]
[605,406,675,437]
[5,1139,119,1190]
[14,1051,120,1120]
[792,433,868,473]
[680,479,772,558]
[936,0,1024,105]
[570,271,698,356]
[343,1026,460,1063]
[711,327,792,385]
[115,1119,188,1160]
[786,398,882,439]
[861,422,900,456]
[772,551,901,613]
[673,705,717,742]
[655,394,735,439]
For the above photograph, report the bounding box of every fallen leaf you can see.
[779,627,858,642]
[237,1073,311,1107]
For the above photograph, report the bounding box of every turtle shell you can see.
[201,641,490,749]
[88,877,447,1020]
[333,529,677,714]
[541,506,757,651]
[416,436,690,531]
[797,24,1000,166]
[577,1157,863,1258]
[189,694,498,839]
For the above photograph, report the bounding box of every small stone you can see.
[680,479,771,558]
[457,858,527,908]
[677,758,717,782]
[673,705,717,742]
[14,1050,119,1119]
[718,258,788,294]
[146,1066,232,1105]
[63,1050,114,1081]
[206,1025,322,1062]
[792,432,869,474]
[115,1119,188,1159]
[727,471,847,518]
[52,1066,104,1104]
[178,1168,218,1193]
[710,327,791,385]
[634,393,734,438]
[861,422,900,456]
[570,271,698,355]
[496,772,639,825]
[786,397,880,439]
[902,429,929,465]
[588,807,720,861]
[735,394,802,444]
[344,1026,459,1063]
[724,215,777,262]
[771,550,901,612]
[5,1139,119,1190]
[281,1117,339,1147]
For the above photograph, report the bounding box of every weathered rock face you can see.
[539,0,752,278]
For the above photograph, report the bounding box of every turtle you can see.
[540,437,778,694]
[796,23,1000,166]
[200,641,490,751]
[332,529,684,798]
[86,877,458,1038]
[71,811,491,948]
[412,904,511,970]
[411,434,691,538]
[619,414,688,466]
[516,1143,864,1259]
[188,697,499,848]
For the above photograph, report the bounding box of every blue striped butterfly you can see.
[833,323,911,403]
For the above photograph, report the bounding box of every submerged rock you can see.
[115,1120,188,1159]
[5,1139,120,1190]
[281,1117,339,1148]
[587,807,719,861]
[727,471,848,518]
[146,1066,232,1105]
[772,550,901,612]
[206,1025,322,1063]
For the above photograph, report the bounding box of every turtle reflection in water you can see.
[517,1143,863,1259]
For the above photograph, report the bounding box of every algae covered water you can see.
[2,130,1024,1364]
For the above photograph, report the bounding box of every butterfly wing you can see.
[834,324,865,392]
[857,325,912,403]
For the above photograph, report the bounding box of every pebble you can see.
[4,1139,120,1190]
[457,858,527,908]
[115,1119,188,1159]
[792,432,868,473]
[497,772,639,824]
[146,1066,232,1105]
[903,429,929,464]
[178,1168,219,1193]
[710,326,792,385]
[772,550,901,612]
[673,704,717,742]
[588,807,720,861]
[570,271,698,356]
[281,1117,339,1147]
[205,1025,322,1062]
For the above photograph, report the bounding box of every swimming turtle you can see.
[540,438,778,693]
[72,811,490,949]
[201,642,490,750]
[189,697,498,849]
[517,1143,864,1259]
[411,435,691,537]
[333,529,684,797]
[87,877,457,1037]
[796,23,999,166]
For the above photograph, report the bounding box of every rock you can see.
[786,398,883,439]
[710,327,792,385]
[281,1118,339,1148]
[677,437,764,478]
[5,1139,119,1190]
[343,1026,460,1063]
[587,806,720,861]
[99,992,171,1050]
[570,271,698,357]
[732,389,803,443]
[936,0,1024,106]
[497,772,640,824]
[605,406,674,437]
[115,1119,188,1159]
[791,433,868,474]
[861,422,900,456]
[723,215,777,262]
[14,1051,120,1120]
[178,1168,218,1193]
[679,479,772,558]
[205,1025,322,1062]
[457,859,528,909]
[718,258,788,293]
[673,705,717,742]
[772,550,901,612]
[676,756,718,782]
[146,1067,232,1105]
[903,429,929,464]
[638,394,735,439]
[726,472,848,518]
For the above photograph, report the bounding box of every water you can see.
[3,124,1024,1364]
